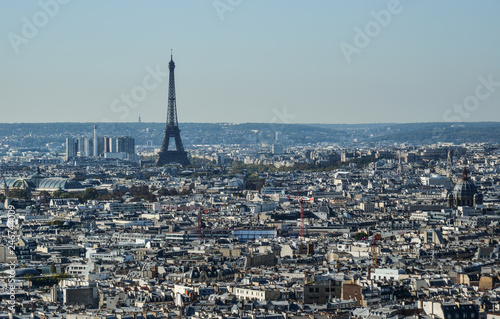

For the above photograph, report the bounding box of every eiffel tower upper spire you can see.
[167,50,178,128]
[155,52,190,167]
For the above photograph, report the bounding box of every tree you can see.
[7,188,29,199]
[82,188,98,202]
[247,172,260,183]
[157,188,169,196]
[231,160,244,174]
[50,263,56,274]
[39,191,50,197]
[129,185,156,201]
[354,232,368,241]
[61,192,74,199]
[46,220,64,226]
[246,181,257,190]
[52,190,73,199]
[52,190,64,198]
[257,179,266,192]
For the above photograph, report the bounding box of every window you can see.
[309,288,314,293]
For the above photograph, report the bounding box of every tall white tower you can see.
[93,125,98,157]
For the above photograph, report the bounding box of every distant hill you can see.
[0,122,498,148]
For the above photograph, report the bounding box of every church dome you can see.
[452,177,477,199]
[448,167,482,208]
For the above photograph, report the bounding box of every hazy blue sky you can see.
[1,0,499,124]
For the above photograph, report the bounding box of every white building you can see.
[370,268,406,281]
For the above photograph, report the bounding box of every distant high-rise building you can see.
[104,137,113,153]
[65,127,136,161]
[84,138,93,157]
[341,152,347,162]
[305,150,312,160]
[97,137,104,156]
[116,136,135,154]
[272,131,284,155]
[77,137,85,156]
[93,125,98,157]
[216,154,225,165]
[272,143,284,155]
[65,138,77,161]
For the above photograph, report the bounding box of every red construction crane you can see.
[371,233,382,268]
[197,208,218,240]
[296,190,306,238]
[261,190,312,238]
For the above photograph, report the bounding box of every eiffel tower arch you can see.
[155,53,190,167]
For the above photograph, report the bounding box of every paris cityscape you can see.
[2,1,500,319]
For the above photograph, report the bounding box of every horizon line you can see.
[0,121,499,125]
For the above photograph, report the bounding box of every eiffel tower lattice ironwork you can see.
[155,53,190,167]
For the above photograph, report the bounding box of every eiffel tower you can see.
[155,52,190,167]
